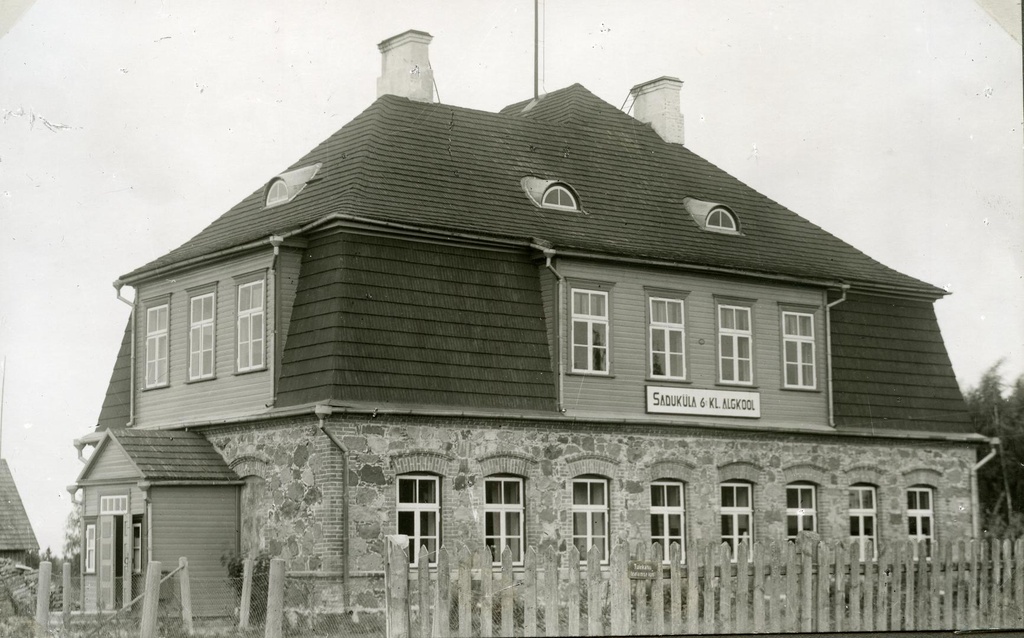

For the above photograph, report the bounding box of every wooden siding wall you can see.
[151,485,239,617]
[82,441,139,482]
[555,260,829,428]
[134,250,292,426]
[83,484,146,517]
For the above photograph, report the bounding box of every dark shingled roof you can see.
[831,293,971,432]
[109,430,238,482]
[0,460,39,553]
[96,316,132,431]
[121,85,943,297]
[276,233,557,410]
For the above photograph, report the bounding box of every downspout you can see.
[532,245,565,413]
[268,236,284,407]
[824,284,849,427]
[971,438,1000,539]
[114,281,136,426]
[314,404,350,603]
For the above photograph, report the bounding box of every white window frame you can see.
[188,292,216,381]
[484,476,525,565]
[266,179,289,207]
[907,486,934,560]
[132,523,143,573]
[571,476,609,563]
[397,474,440,565]
[99,495,128,515]
[718,304,753,384]
[786,483,817,540]
[571,289,609,374]
[849,484,878,561]
[706,207,738,232]
[650,480,686,564]
[236,280,266,372]
[649,297,686,379]
[541,184,578,210]
[720,481,753,560]
[145,304,169,388]
[782,311,816,389]
[84,524,96,574]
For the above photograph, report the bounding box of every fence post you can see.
[265,558,286,638]
[62,561,71,629]
[385,536,410,638]
[239,557,254,629]
[140,561,162,638]
[178,557,194,635]
[34,560,51,637]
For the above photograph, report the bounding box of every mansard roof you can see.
[120,84,944,298]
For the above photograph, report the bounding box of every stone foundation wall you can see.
[204,414,977,612]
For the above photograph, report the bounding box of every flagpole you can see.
[0,356,6,459]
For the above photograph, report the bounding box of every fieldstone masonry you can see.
[202,413,977,613]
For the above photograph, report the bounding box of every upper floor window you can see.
[572,476,609,562]
[650,297,685,379]
[651,480,685,564]
[720,481,753,559]
[907,486,934,559]
[706,207,738,233]
[786,482,817,540]
[145,305,169,388]
[849,484,877,561]
[782,311,815,388]
[237,280,265,372]
[718,304,752,384]
[265,179,289,207]
[397,474,440,565]
[572,289,609,374]
[484,476,524,564]
[541,184,578,211]
[189,293,216,381]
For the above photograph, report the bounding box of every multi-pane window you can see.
[721,482,753,558]
[706,208,738,232]
[132,523,143,573]
[782,311,815,388]
[572,476,609,562]
[484,477,524,564]
[849,485,877,560]
[100,495,128,515]
[189,293,215,381]
[718,305,752,384]
[542,185,578,210]
[786,483,817,540]
[907,486,934,559]
[145,304,169,388]
[85,524,96,573]
[397,474,440,565]
[651,481,686,563]
[572,290,609,373]
[650,298,685,379]
[237,280,265,372]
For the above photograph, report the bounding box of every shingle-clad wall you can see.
[202,413,976,612]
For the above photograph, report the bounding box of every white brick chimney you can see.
[629,76,684,145]
[377,30,434,103]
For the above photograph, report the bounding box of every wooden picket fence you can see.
[384,537,1024,637]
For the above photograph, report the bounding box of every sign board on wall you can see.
[646,386,761,418]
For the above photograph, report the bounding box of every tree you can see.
[62,500,82,574]
[964,361,1024,538]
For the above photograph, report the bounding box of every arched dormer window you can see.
[706,207,738,232]
[266,180,289,207]
[541,184,578,210]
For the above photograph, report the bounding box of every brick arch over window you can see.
[391,450,455,476]
[903,467,942,486]
[566,453,618,479]
[844,464,886,487]
[479,452,537,477]
[783,463,830,486]
[229,455,272,480]
[649,460,696,483]
[718,461,763,484]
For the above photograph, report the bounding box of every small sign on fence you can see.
[627,559,658,580]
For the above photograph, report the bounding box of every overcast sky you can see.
[1,0,1021,556]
